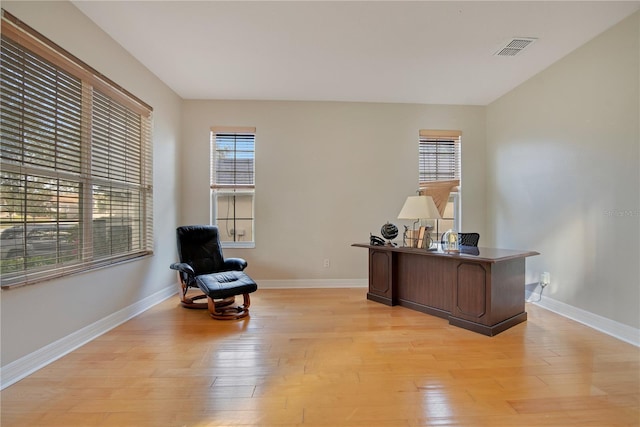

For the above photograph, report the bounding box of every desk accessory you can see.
[441,229,460,252]
[380,222,398,246]
[397,195,441,248]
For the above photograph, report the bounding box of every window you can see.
[0,10,153,287]
[210,127,255,248]
[418,130,462,233]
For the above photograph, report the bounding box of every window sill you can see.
[221,241,255,249]
[1,252,153,289]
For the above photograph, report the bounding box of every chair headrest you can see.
[175,225,225,274]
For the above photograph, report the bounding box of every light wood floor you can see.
[1,288,638,426]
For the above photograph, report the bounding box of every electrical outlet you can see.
[541,272,550,287]
[323,259,330,268]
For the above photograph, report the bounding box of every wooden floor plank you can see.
[1,288,638,426]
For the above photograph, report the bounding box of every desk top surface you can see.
[352,243,539,263]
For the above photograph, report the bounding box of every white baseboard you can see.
[526,289,639,347]
[0,280,364,389]
[12,281,632,391]
[256,279,368,289]
[0,285,177,390]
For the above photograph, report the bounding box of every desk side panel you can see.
[368,249,394,305]
[488,258,526,325]
[454,262,489,323]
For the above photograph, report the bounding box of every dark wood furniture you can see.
[352,244,539,336]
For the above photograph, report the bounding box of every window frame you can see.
[418,129,462,234]
[0,9,153,288]
[210,126,256,249]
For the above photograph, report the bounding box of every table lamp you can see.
[397,195,441,248]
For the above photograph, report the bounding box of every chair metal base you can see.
[208,293,251,320]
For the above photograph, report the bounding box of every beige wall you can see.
[486,12,640,328]
[181,101,486,280]
[4,0,636,379]
[1,1,183,365]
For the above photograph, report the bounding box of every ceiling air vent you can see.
[494,37,537,57]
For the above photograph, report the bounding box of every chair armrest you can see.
[223,258,247,271]
[170,262,195,276]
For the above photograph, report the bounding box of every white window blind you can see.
[0,10,153,287]
[210,127,255,247]
[212,132,255,188]
[419,130,461,183]
[418,130,462,232]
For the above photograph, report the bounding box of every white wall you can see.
[0,1,182,367]
[181,101,486,281]
[486,12,639,329]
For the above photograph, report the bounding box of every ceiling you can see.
[72,1,639,106]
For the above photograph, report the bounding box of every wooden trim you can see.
[1,9,152,116]
[419,129,462,139]
[211,126,256,134]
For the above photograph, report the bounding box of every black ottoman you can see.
[196,271,257,319]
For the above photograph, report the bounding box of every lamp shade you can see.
[397,195,442,220]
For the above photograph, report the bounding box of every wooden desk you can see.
[352,244,539,336]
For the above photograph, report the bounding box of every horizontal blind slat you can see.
[1,16,154,288]
[418,135,461,183]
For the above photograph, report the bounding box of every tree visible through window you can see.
[210,127,255,248]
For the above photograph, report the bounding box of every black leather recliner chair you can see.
[170,225,257,320]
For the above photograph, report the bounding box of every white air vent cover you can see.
[494,37,537,57]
